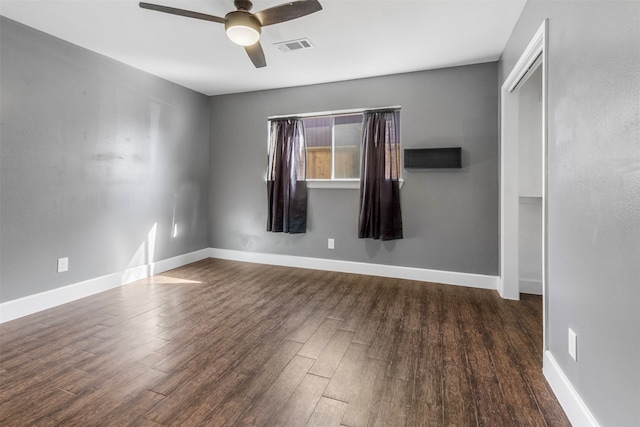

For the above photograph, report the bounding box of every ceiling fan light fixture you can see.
[225,12,261,46]
[140,0,323,67]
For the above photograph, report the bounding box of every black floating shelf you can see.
[404,147,462,169]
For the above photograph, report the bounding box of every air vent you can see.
[274,38,314,53]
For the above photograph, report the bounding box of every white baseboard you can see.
[153,248,212,275]
[544,350,600,427]
[1,247,497,323]
[520,278,543,295]
[0,248,210,324]
[208,248,498,290]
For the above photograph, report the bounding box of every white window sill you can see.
[306,179,403,189]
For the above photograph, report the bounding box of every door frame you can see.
[500,19,548,348]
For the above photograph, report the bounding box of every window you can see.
[304,114,364,180]
[268,108,401,189]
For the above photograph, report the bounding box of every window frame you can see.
[268,106,403,190]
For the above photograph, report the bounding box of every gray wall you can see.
[0,17,210,303]
[499,1,640,425]
[209,63,499,276]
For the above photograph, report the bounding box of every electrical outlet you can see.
[57,257,69,273]
[328,238,335,250]
[568,328,577,361]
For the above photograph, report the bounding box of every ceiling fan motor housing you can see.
[234,0,254,12]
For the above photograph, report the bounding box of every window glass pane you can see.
[303,117,331,179]
[296,110,398,182]
[384,112,400,180]
[334,114,362,179]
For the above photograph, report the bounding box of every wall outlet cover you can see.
[328,238,335,250]
[57,257,69,273]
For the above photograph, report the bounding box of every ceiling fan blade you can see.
[254,0,322,27]
[139,2,225,24]
[245,42,267,68]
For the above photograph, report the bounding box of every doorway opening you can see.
[500,20,548,349]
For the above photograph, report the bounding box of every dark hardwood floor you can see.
[0,258,571,426]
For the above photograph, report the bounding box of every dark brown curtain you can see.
[267,118,307,233]
[358,110,403,240]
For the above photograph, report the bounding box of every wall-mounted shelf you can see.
[404,147,462,169]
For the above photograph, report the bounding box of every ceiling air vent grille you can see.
[274,38,314,53]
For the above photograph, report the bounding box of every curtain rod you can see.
[268,105,401,120]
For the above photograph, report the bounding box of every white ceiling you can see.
[0,0,526,95]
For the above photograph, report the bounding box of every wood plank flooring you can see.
[0,258,571,426]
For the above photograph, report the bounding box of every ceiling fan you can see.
[139,0,322,68]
